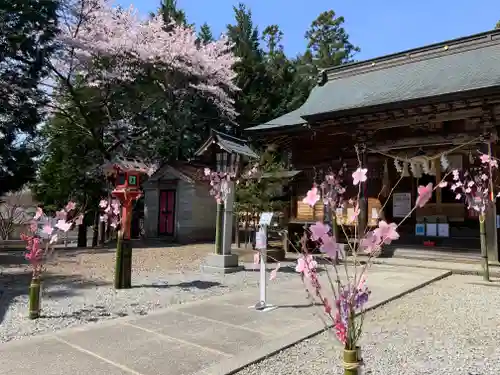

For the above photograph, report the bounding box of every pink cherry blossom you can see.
[438,181,448,188]
[360,231,381,254]
[309,221,330,242]
[479,154,497,167]
[56,210,67,220]
[75,214,84,225]
[416,183,433,208]
[357,275,367,289]
[56,220,72,232]
[352,168,368,185]
[253,252,260,269]
[99,199,108,208]
[110,218,119,228]
[57,0,239,118]
[295,254,318,278]
[33,207,43,220]
[42,225,53,236]
[269,263,281,281]
[374,221,399,245]
[65,201,76,211]
[350,204,360,222]
[29,221,38,233]
[320,236,340,258]
[302,187,320,207]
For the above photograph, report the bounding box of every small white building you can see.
[143,162,217,243]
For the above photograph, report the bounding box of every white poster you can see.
[255,228,267,249]
[393,193,412,218]
[437,223,449,237]
[426,223,437,237]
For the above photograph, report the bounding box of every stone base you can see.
[201,254,244,274]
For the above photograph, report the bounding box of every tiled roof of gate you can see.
[246,29,500,132]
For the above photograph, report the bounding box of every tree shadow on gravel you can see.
[0,269,111,325]
[244,264,327,274]
[132,280,222,290]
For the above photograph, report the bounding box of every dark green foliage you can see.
[304,10,360,70]
[0,0,59,195]
[198,23,214,45]
[236,150,289,214]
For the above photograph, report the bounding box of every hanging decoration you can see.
[410,161,423,178]
[402,161,410,177]
[429,160,437,176]
[440,154,450,171]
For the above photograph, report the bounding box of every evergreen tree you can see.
[158,0,188,30]
[0,0,59,195]
[227,3,275,130]
[304,10,359,70]
[198,22,214,45]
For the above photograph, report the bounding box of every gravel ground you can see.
[0,245,294,343]
[236,275,500,375]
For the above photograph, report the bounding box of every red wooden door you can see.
[159,190,176,236]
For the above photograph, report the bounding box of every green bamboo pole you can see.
[29,277,41,319]
[215,202,224,255]
[479,214,490,281]
[343,347,361,375]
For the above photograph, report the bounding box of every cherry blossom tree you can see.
[284,149,450,374]
[20,202,85,319]
[47,0,239,161]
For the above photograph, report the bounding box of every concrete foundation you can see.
[201,253,244,274]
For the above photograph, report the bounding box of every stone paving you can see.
[0,265,450,375]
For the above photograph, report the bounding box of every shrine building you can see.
[245,29,500,261]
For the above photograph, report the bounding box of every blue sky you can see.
[116,0,498,60]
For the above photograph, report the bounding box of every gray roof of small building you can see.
[195,129,259,158]
[247,29,500,132]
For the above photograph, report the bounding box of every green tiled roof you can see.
[245,108,306,131]
[247,30,500,132]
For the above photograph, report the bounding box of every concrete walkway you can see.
[0,265,450,375]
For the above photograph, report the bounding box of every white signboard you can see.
[259,212,274,226]
[393,193,412,218]
[437,223,449,237]
[255,228,267,250]
[426,223,437,237]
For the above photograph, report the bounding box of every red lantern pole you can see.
[112,173,142,289]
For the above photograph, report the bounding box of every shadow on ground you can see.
[0,269,111,324]
[132,280,222,290]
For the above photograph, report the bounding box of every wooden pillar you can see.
[358,143,368,236]
[435,159,442,214]
[485,138,499,263]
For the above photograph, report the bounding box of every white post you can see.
[259,225,267,305]
[252,222,278,312]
